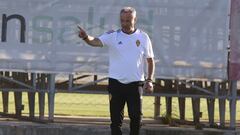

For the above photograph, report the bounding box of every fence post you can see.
[229,80,237,129]
[2,72,9,114]
[13,72,23,118]
[48,74,55,121]
[219,82,227,127]
[28,73,36,118]
[178,81,186,121]
[192,81,202,126]
[68,74,73,91]
[38,74,46,120]
[154,96,161,119]
[165,80,172,118]
[154,79,161,119]
[207,82,216,127]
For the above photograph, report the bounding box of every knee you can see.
[129,113,142,122]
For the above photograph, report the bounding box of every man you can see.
[78,7,154,135]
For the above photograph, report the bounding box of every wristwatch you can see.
[146,78,153,82]
[82,35,88,40]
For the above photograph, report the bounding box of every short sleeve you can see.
[98,30,115,47]
[144,34,154,58]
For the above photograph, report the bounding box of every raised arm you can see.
[77,25,103,47]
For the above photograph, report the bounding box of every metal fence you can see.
[1,91,240,121]
[0,72,240,129]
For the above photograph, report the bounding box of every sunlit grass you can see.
[0,92,239,122]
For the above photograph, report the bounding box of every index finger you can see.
[77,25,83,31]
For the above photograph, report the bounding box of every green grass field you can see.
[1,92,240,121]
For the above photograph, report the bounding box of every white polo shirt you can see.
[99,29,154,84]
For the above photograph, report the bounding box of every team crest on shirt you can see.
[136,40,141,47]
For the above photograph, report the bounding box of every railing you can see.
[0,72,238,129]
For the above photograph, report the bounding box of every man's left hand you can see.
[144,81,153,93]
